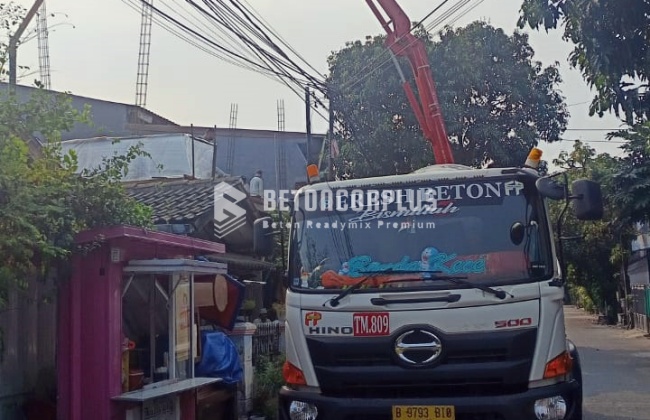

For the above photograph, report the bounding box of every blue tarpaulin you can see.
[195,331,243,384]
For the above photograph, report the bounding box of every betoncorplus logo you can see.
[213,182,247,238]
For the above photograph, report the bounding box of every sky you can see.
[10,0,628,166]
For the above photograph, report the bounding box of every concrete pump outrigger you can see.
[252,2,605,420]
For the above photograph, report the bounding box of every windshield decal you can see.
[319,247,488,288]
[342,181,525,225]
[348,202,457,224]
[340,248,486,278]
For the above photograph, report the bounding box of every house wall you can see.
[0,278,57,419]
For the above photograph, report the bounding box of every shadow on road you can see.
[578,345,650,419]
[585,412,646,420]
[565,306,650,419]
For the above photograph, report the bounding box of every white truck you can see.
[252,2,603,418]
[253,155,603,420]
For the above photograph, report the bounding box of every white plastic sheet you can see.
[61,134,226,181]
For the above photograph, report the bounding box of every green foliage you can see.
[568,283,597,313]
[550,141,621,319]
[269,209,290,271]
[518,2,650,306]
[0,86,153,360]
[518,0,650,123]
[608,122,650,224]
[0,2,31,81]
[252,355,284,419]
[327,21,568,178]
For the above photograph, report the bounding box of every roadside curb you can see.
[566,305,650,340]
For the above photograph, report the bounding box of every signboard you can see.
[174,275,191,361]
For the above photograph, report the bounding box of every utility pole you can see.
[305,87,312,165]
[328,104,334,181]
[9,0,45,91]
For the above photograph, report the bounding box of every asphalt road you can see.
[565,305,650,420]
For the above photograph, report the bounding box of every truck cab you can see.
[254,161,603,420]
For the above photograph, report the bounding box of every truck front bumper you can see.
[278,379,580,420]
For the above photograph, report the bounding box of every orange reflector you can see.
[524,147,543,169]
[306,164,320,183]
[543,351,573,379]
[283,361,307,385]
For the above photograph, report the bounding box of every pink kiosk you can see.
[58,226,245,420]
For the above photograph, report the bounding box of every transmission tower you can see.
[277,99,285,132]
[275,99,287,190]
[225,103,238,174]
[135,0,153,107]
[36,1,51,89]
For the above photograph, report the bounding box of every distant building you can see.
[60,133,227,181]
[0,82,178,141]
[128,124,326,192]
[3,82,326,191]
[629,222,650,287]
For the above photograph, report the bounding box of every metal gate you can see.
[631,285,650,333]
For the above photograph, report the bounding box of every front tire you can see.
[568,340,583,420]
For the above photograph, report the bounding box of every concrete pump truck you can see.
[253,1,604,419]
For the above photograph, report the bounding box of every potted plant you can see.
[252,356,284,419]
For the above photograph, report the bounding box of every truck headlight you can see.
[534,396,567,420]
[289,401,318,420]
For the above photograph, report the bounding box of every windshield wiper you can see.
[325,269,513,307]
[326,269,394,307]
[380,270,514,300]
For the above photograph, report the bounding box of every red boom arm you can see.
[365,0,454,164]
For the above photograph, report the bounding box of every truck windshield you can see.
[289,177,553,292]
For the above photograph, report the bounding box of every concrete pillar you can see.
[228,321,257,417]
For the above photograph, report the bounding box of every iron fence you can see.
[252,321,281,366]
[631,285,650,333]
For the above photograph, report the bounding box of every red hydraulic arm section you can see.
[365,0,454,164]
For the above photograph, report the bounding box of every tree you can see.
[0,2,33,82]
[608,122,650,224]
[518,0,650,250]
[550,140,623,320]
[518,0,650,123]
[0,88,153,359]
[327,21,568,178]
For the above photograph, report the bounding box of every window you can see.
[289,177,553,291]
[121,273,198,389]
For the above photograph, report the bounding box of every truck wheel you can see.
[568,341,583,420]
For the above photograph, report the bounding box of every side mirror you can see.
[535,177,565,200]
[253,217,274,256]
[571,179,604,220]
[510,222,525,246]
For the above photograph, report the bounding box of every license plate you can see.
[392,405,455,420]
[353,312,390,336]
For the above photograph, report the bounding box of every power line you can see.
[125,0,335,125]
[240,0,326,79]
[564,128,629,131]
[566,100,591,107]
[556,138,627,144]
[129,0,319,85]
[121,0,280,79]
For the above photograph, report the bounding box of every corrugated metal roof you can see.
[125,176,244,224]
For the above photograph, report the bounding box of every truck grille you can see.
[306,327,536,398]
